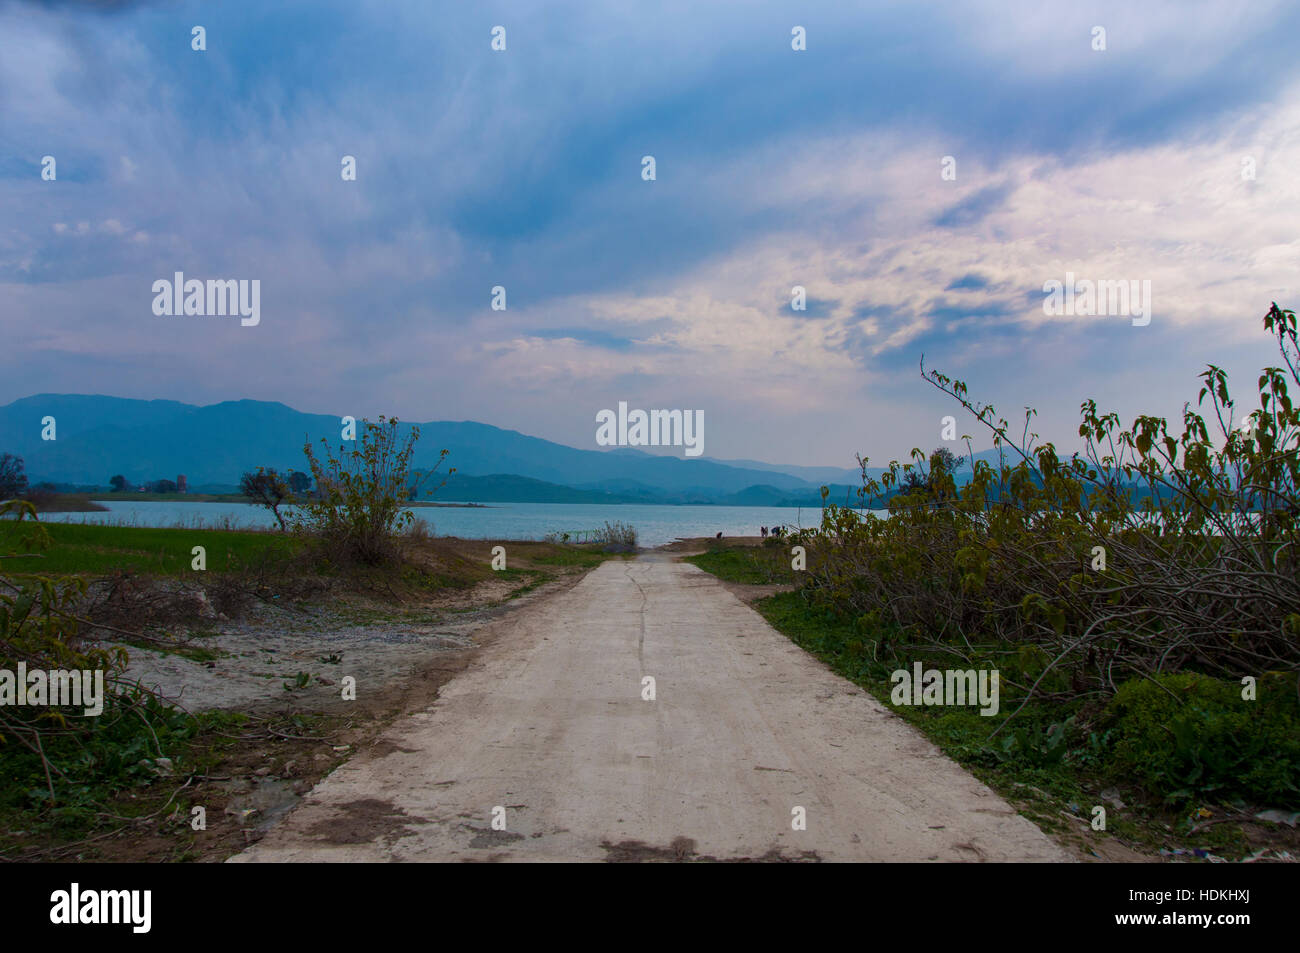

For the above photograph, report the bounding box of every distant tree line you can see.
[0,453,99,505]
[0,454,316,502]
[106,475,179,493]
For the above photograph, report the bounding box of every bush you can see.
[1105,673,1300,807]
[295,417,451,566]
[798,303,1300,703]
[594,520,637,552]
[0,502,147,810]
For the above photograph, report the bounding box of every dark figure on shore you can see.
[760,526,768,537]
[771,526,784,538]
[715,532,723,539]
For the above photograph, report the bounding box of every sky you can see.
[1,0,1298,470]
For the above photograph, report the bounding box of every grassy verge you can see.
[687,545,1300,862]
[687,542,797,585]
[0,523,621,579]
[0,521,297,576]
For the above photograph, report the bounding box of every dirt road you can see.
[233,553,1071,862]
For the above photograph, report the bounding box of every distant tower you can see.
[177,474,188,494]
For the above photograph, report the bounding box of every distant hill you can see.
[0,394,820,501]
[704,457,865,486]
[0,394,1051,506]
[434,473,649,504]
[706,447,1031,490]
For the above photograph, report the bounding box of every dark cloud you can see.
[946,273,990,291]
[933,185,1013,230]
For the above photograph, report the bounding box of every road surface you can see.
[234,553,1071,862]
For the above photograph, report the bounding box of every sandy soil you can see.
[234,552,1072,862]
[117,575,563,714]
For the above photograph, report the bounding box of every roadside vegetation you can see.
[1,418,626,861]
[690,303,1300,861]
[545,520,638,552]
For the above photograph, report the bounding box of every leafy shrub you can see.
[1104,673,1300,807]
[0,502,153,811]
[295,417,450,566]
[2,687,198,827]
[799,304,1300,706]
[990,715,1077,769]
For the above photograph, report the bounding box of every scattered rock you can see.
[1254,809,1300,827]
[1099,787,1127,809]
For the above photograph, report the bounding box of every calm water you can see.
[38,500,861,548]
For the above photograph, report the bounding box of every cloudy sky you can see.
[1,0,1297,469]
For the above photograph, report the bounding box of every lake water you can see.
[37,500,855,548]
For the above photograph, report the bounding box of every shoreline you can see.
[83,497,491,509]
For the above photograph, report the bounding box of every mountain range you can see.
[1,394,898,506]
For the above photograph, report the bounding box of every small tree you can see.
[287,469,312,495]
[109,474,128,492]
[0,452,28,500]
[296,417,451,565]
[930,446,966,476]
[240,467,292,531]
[900,447,966,496]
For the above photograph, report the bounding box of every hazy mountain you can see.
[437,473,648,504]
[0,394,819,496]
[703,457,866,486]
[0,395,1051,505]
[707,448,1022,489]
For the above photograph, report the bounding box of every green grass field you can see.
[0,521,621,580]
[0,521,295,575]
[685,544,796,585]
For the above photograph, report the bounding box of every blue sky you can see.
[2,0,1298,467]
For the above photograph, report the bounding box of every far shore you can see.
[3,493,491,514]
[25,494,110,514]
[83,494,490,508]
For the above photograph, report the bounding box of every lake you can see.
[35,500,860,548]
